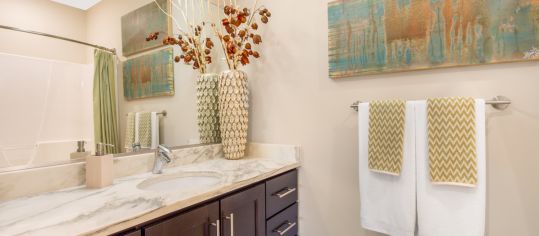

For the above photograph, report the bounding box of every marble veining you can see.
[0,144,223,201]
[0,143,300,236]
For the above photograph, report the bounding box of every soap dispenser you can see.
[86,143,114,188]
[70,140,90,159]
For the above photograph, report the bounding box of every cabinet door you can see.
[220,183,265,236]
[118,230,141,236]
[144,201,220,236]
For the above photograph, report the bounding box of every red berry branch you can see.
[212,1,271,70]
[146,0,271,72]
[147,26,214,72]
[146,0,216,74]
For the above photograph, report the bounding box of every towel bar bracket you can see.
[157,110,167,117]
[350,101,361,112]
[489,96,511,110]
[350,96,511,112]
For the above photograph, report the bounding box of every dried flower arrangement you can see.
[212,0,271,70]
[147,0,215,74]
[147,0,271,71]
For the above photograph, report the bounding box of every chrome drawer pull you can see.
[225,213,234,236]
[273,221,297,236]
[210,219,220,236]
[273,187,296,198]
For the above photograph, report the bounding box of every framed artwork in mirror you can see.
[123,48,175,100]
[121,0,172,56]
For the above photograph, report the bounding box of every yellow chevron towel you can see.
[124,112,135,149]
[368,100,406,175]
[427,97,477,186]
[138,112,152,148]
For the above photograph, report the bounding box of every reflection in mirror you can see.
[0,0,223,171]
[0,52,95,169]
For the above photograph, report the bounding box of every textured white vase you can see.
[218,70,249,160]
[196,73,221,144]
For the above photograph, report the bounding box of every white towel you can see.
[416,99,486,236]
[150,112,159,149]
[358,102,416,236]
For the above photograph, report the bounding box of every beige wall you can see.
[245,0,539,236]
[0,0,87,63]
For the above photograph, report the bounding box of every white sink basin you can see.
[137,172,223,192]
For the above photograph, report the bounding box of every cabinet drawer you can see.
[266,203,298,236]
[266,170,298,218]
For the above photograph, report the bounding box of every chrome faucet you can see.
[152,145,172,174]
[131,142,141,152]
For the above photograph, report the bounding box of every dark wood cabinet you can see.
[266,170,298,236]
[220,183,266,236]
[144,201,219,236]
[143,183,266,236]
[121,230,141,236]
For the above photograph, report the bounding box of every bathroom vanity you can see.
[0,143,300,236]
[119,169,298,236]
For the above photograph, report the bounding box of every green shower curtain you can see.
[93,50,120,154]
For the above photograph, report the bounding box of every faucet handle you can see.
[131,142,141,152]
[156,145,172,162]
[95,143,114,156]
[153,145,172,174]
[157,144,171,152]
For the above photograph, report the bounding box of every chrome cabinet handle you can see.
[273,221,297,236]
[211,219,220,236]
[273,187,296,198]
[225,213,234,236]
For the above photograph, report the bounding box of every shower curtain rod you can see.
[0,25,116,55]
[350,95,512,111]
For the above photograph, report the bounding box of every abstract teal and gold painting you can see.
[328,0,539,78]
[123,48,174,100]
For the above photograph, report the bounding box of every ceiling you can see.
[50,0,102,10]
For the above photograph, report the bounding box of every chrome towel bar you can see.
[350,95,511,111]
[125,110,167,117]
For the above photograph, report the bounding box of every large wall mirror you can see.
[0,0,224,171]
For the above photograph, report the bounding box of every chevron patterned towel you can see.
[138,112,152,148]
[368,100,406,175]
[124,112,135,149]
[427,97,477,186]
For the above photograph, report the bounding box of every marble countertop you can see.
[0,145,300,236]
